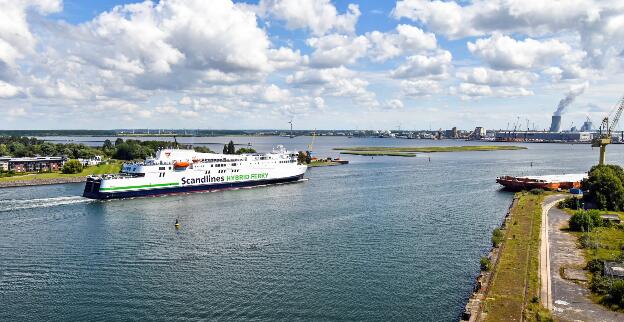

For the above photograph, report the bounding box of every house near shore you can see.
[77,156,103,167]
[0,156,66,173]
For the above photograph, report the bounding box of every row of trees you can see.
[0,136,222,161]
[222,141,256,155]
[0,136,100,159]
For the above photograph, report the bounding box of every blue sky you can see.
[2,0,623,130]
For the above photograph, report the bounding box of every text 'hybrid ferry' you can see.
[83,145,307,199]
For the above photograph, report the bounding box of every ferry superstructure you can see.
[83,145,307,199]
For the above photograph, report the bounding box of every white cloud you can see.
[456,67,538,86]
[7,107,27,117]
[452,82,533,100]
[400,79,442,97]
[258,0,360,35]
[467,34,571,70]
[394,0,624,71]
[393,0,600,39]
[390,50,452,79]
[307,34,369,67]
[0,0,62,79]
[0,81,22,98]
[286,66,378,107]
[367,24,437,62]
[384,99,404,109]
[268,47,308,69]
[262,84,290,102]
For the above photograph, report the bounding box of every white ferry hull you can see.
[83,173,305,199]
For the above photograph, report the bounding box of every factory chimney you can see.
[550,83,588,133]
[550,115,562,132]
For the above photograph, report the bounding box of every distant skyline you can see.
[1,0,624,130]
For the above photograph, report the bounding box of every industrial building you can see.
[495,131,592,142]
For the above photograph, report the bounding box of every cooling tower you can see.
[550,115,562,132]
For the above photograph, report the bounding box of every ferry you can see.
[83,145,307,199]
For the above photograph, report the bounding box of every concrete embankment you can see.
[0,177,86,188]
[460,196,518,322]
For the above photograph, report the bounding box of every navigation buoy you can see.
[175,219,180,229]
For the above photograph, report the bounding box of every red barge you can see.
[496,173,587,191]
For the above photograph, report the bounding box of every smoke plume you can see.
[554,83,588,116]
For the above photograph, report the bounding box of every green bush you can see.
[558,196,582,210]
[236,147,256,154]
[579,233,599,249]
[591,274,612,294]
[607,279,624,306]
[480,256,491,271]
[530,188,544,195]
[586,259,605,273]
[569,210,604,232]
[491,227,505,247]
[61,160,83,174]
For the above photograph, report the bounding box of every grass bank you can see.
[483,192,551,322]
[308,160,342,167]
[0,161,122,183]
[333,145,526,157]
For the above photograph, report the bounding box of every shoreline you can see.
[0,176,86,188]
[461,192,552,321]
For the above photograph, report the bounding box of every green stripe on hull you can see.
[99,182,179,191]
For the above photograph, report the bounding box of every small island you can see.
[333,145,527,157]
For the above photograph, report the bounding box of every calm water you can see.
[2,137,622,321]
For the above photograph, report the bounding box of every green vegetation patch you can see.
[337,151,416,157]
[0,161,122,182]
[333,145,526,153]
[308,160,341,167]
[484,193,550,322]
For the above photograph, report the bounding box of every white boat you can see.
[83,145,307,199]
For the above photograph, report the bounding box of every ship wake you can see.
[0,196,92,212]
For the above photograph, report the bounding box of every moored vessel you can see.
[83,145,306,199]
[496,173,587,191]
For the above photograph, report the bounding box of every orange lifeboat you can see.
[173,161,190,169]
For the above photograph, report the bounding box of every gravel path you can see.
[545,195,624,322]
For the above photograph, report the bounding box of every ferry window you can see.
[169,167,172,170]
[159,167,165,170]
[232,163,236,166]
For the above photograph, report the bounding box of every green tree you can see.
[223,144,228,154]
[235,147,256,154]
[115,138,124,146]
[227,140,235,154]
[9,142,28,157]
[62,160,84,174]
[297,151,306,164]
[103,139,113,150]
[194,146,213,153]
[582,164,624,210]
[0,144,8,156]
[305,151,311,164]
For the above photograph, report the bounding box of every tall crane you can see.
[307,129,317,154]
[592,96,624,165]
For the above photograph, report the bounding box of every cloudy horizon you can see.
[1,0,624,131]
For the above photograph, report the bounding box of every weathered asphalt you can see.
[544,195,624,321]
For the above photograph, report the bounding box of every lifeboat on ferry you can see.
[173,161,190,169]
